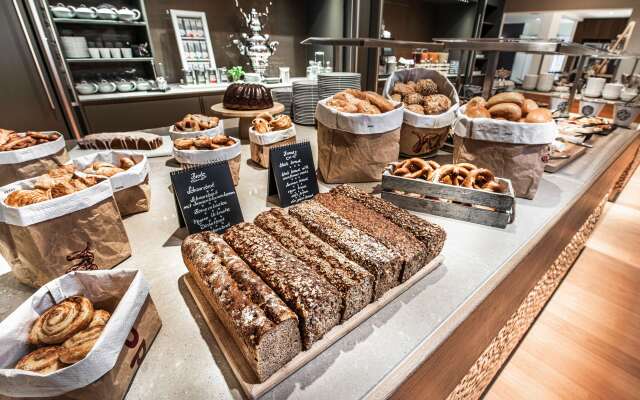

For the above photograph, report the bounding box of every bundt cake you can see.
[223,83,274,111]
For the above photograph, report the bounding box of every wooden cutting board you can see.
[545,142,588,173]
[184,255,444,399]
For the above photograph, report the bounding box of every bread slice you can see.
[254,207,374,321]
[223,223,342,349]
[182,232,301,381]
[288,200,403,299]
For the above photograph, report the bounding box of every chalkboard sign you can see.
[268,141,319,207]
[170,162,243,234]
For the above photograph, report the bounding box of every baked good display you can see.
[223,83,274,111]
[330,184,446,262]
[181,232,302,381]
[254,208,374,321]
[173,134,236,151]
[0,130,61,152]
[15,296,110,374]
[81,157,137,177]
[325,89,395,115]
[4,166,101,207]
[223,223,342,349]
[78,132,163,151]
[389,79,452,115]
[173,114,220,132]
[288,200,403,299]
[465,93,552,123]
[433,164,507,193]
[391,158,441,180]
[251,112,293,133]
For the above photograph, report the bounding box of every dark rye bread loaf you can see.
[181,232,301,382]
[315,192,428,282]
[288,200,403,299]
[331,184,446,262]
[254,208,374,321]
[223,223,342,349]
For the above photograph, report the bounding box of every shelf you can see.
[301,37,444,50]
[66,57,154,63]
[186,59,210,62]
[53,18,147,27]
[434,38,611,56]
[181,36,206,41]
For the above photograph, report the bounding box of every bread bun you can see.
[524,108,553,123]
[467,96,487,109]
[487,92,525,108]
[465,105,491,118]
[522,99,539,115]
[488,103,522,121]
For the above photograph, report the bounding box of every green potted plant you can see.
[227,66,245,82]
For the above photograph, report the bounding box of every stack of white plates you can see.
[318,72,361,99]
[271,88,292,117]
[60,36,90,59]
[292,80,319,125]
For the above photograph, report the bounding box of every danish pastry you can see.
[88,310,111,328]
[270,114,293,130]
[28,296,94,345]
[15,346,66,374]
[59,325,105,364]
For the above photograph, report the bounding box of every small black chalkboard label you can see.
[268,141,319,207]
[170,162,243,234]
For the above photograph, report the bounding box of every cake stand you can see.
[211,102,285,140]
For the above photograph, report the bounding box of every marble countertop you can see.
[77,78,306,104]
[0,124,638,400]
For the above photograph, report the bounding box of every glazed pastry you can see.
[488,103,522,121]
[15,346,66,374]
[416,79,438,96]
[28,296,94,345]
[422,94,451,115]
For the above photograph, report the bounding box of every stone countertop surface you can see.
[0,124,638,400]
[77,78,307,104]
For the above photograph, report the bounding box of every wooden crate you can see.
[381,171,515,228]
[250,136,296,168]
[184,255,444,400]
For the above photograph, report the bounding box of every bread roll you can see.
[522,99,539,115]
[487,92,525,108]
[489,103,522,121]
[466,96,487,109]
[524,108,553,123]
[465,105,491,118]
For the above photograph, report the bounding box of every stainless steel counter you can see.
[0,125,638,400]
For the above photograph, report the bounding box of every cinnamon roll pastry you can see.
[15,346,66,374]
[28,296,94,345]
[59,325,104,364]
[88,310,111,328]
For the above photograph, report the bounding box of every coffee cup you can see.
[613,103,640,127]
[579,99,605,117]
[99,48,111,58]
[121,48,133,58]
[536,73,554,92]
[602,83,623,100]
[522,74,538,90]
[88,48,100,59]
[109,48,122,58]
[583,77,606,98]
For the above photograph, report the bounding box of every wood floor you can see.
[484,166,640,400]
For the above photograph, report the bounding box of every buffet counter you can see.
[1,125,638,399]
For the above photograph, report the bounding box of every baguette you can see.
[331,184,446,262]
[223,223,342,349]
[181,232,301,381]
[254,208,374,321]
[315,192,429,281]
[288,200,403,299]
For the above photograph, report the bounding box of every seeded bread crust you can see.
[316,192,428,281]
[223,223,342,349]
[288,200,403,299]
[331,184,446,262]
[181,232,301,382]
[254,208,374,321]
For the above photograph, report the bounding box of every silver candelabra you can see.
[232,4,279,79]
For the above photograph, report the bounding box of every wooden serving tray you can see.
[184,255,444,399]
[381,171,515,228]
[545,143,587,173]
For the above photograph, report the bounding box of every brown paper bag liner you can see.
[4,296,162,400]
[453,135,550,199]
[317,122,400,183]
[0,148,69,188]
[181,154,241,186]
[114,177,151,217]
[400,124,450,157]
[6,197,131,288]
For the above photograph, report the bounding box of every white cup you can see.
[602,83,623,100]
[579,99,606,117]
[109,48,121,58]
[121,48,133,58]
[99,48,111,58]
[621,87,638,102]
[522,74,538,90]
[584,77,606,98]
[536,73,554,92]
[88,48,100,59]
[613,103,640,127]
[550,96,569,113]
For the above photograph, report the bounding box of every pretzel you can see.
[393,158,439,180]
[481,180,507,193]
[462,168,495,189]
[435,164,470,186]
